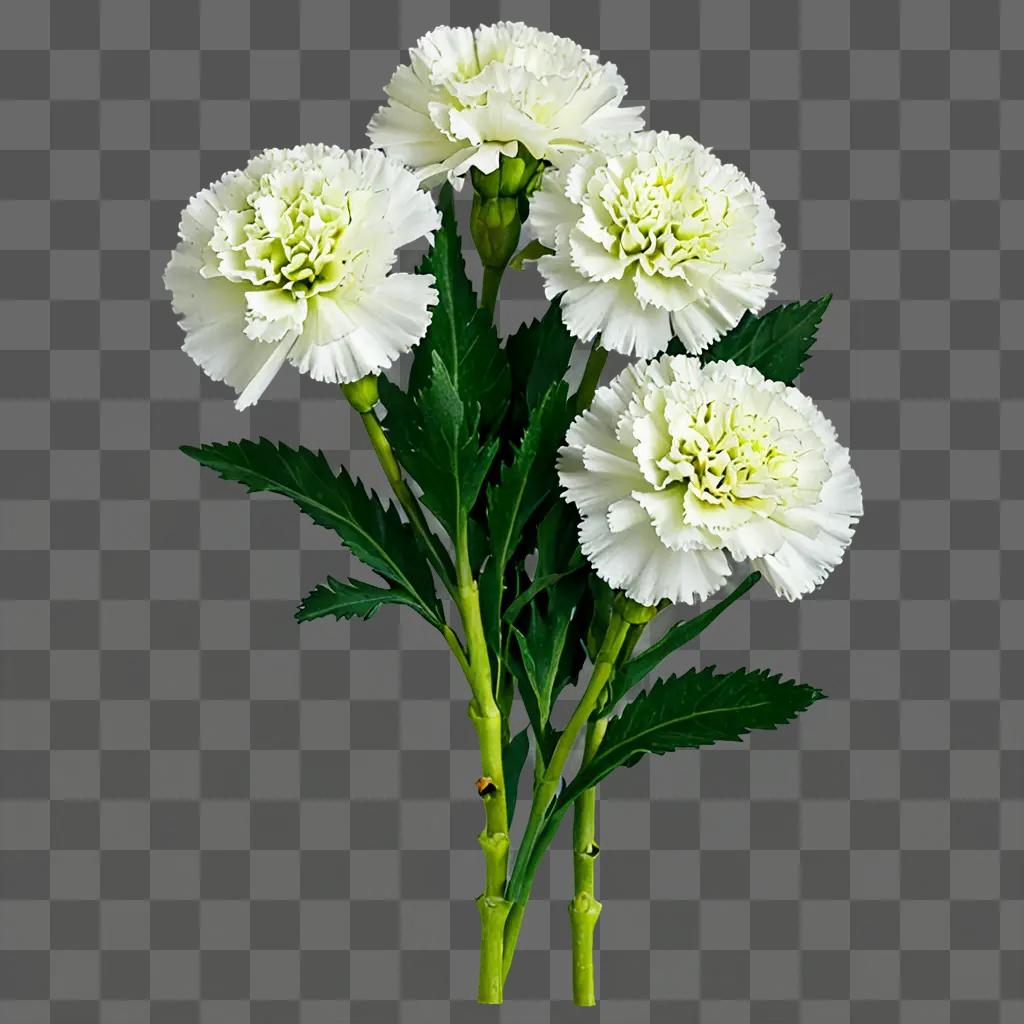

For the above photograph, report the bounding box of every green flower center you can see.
[639,399,804,521]
[212,166,368,299]
[599,160,730,270]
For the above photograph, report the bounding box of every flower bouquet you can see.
[165,22,862,1006]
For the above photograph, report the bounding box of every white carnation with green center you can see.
[165,145,440,409]
[532,131,784,358]
[559,355,862,605]
[367,21,644,189]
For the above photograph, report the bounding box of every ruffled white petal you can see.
[534,131,783,360]
[367,22,645,187]
[288,273,437,385]
[558,355,861,607]
[164,145,439,407]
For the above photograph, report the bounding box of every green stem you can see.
[477,894,512,1003]
[573,344,609,414]
[480,263,505,319]
[570,716,608,1005]
[506,603,633,907]
[351,403,458,600]
[567,616,651,1002]
[455,512,512,1002]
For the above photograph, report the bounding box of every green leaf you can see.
[502,728,530,826]
[606,572,761,707]
[561,667,825,806]
[503,568,584,625]
[508,571,587,763]
[296,576,441,629]
[181,439,442,624]
[406,182,509,430]
[535,498,582,579]
[503,301,576,449]
[506,301,577,409]
[486,381,571,586]
[509,238,554,271]
[380,354,500,540]
[694,296,832,384]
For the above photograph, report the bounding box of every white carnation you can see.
[164,145,440,409]
[367,22,644,188]
[558,355,862,606]
[532,131,783,358]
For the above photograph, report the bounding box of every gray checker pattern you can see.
[0,0,1021,1021]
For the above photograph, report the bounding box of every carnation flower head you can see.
[532,132,783,358]
[558,355,861,607]
[367,22,644,188]
[165,145,440,409]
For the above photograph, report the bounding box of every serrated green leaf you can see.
[380,354,500,539]
[506,666,823,904]
[296,576,441,629]
[606,572,760,708]
[690,296,832,384]
[561,667,824,806]
[406,182,509,430]
[181,439,442,624]
[486,381,571,583]
[506,300,577,411]
[502,728,530,826]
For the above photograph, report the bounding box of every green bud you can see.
[340,374,379,414]
[471,194,523,270]
[469,144,547,270]
[470,144,543,199]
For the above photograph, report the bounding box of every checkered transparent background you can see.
[1,1,1021,1021]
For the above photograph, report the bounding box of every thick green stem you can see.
[480,263,505,319]
[455,513,512,1002]
[477,894,512,1004]
[570,716,608,1005]
[574,344,609,414]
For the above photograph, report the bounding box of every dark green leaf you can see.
[296,576,441,628]
[380,354,500,539]
[694,296,832,384]
[486,381,571,585]
[503,568,584,625]
[406,182,509,430]
[508,571,587,763]
[505,300,577,413]
[560,667,825,806]
[502,728,530,826]
[181,439,442,623]
[535,497,582,580]
[606,572,760,707]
